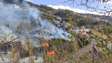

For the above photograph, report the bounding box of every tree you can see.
[67,18,74,25]
[63,0,112,16]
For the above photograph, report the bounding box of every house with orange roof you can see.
[65,22,71,28]
[95,17,100,21]
[101,35,107,39]
[108,21,112,25]
[78,30,86,35]
[83,15,87,18]
[81,26,86,29]
[66,23,71,25]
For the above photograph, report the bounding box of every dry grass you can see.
[1,19,112,63]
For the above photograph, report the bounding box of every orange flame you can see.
[47,50,55,56]
[21,46,28,50]
[21,46,25,49]
[41,42,49,47]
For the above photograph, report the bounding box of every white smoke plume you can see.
[0,0,70,46]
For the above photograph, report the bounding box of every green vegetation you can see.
[91,29,102,37]
[27,3,107,28]
[99,26,112,35]
[19,0,23,3]
[77,35,91,47]
[24,3,112,63]
[1,1,112,63]
[42,15,56,20]
[47,38,71,46]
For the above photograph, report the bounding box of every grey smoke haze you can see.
[0,0,70,46]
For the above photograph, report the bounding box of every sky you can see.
[26,0,90,9]
[25,0,112,15]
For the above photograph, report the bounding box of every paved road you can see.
[73,39,95,58]
[46,39,96,58]
[40,38,96,61]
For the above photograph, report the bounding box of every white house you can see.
[54,20,60,25]
[13,4,19,8]
[75,28,89,34]
[9,4,19,8]
[56,17,62,21]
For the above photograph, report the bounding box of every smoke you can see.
[0,0,70,46]
[0,25,17,42]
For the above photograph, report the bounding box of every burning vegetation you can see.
[47,50,55,56]
[41,42,49,47]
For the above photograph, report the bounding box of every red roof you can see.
[83,15,87,18]
[101,35,107,38]
[78,30,86,35]
[108,22,112,24]
[66,23,71,25]
[81,26,85,29]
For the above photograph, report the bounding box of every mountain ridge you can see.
[27,2,112,21]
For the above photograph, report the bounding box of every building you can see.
[54,20,60,25]
[81,26,86,29]
[78,30,86,35]
[83,15,87,18]
[65,23,71,28]
[108,21,112,25]
[56,17,62,21]
[101,35,107,39]
[13,4,19,8]
[80,26,90,32]
[75,27,89,34]
[54,20,67,28]
[107,42,112,50]
[94,17,100,21]
[9,4,19,8]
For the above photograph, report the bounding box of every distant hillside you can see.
[27,2,108,28]
[80,13,112,21]
[28,2,112,22]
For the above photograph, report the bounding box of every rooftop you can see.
[78,30,86,35]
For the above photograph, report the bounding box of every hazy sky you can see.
[26,0,112,15]
[27,0,88,9]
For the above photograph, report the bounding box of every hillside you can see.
[0,0,71,62]
[27,3,108,29]
[0,0,112,63]
[37,4,112,21]
[80,13,112,21]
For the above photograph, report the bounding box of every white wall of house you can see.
[107,43,112,50]
[74,29,89,34]
[9,4,19,8]
[54,20,60,25]
[57,17,62,21]
[83,29,89,32]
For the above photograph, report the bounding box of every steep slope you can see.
[0,0,70,46]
